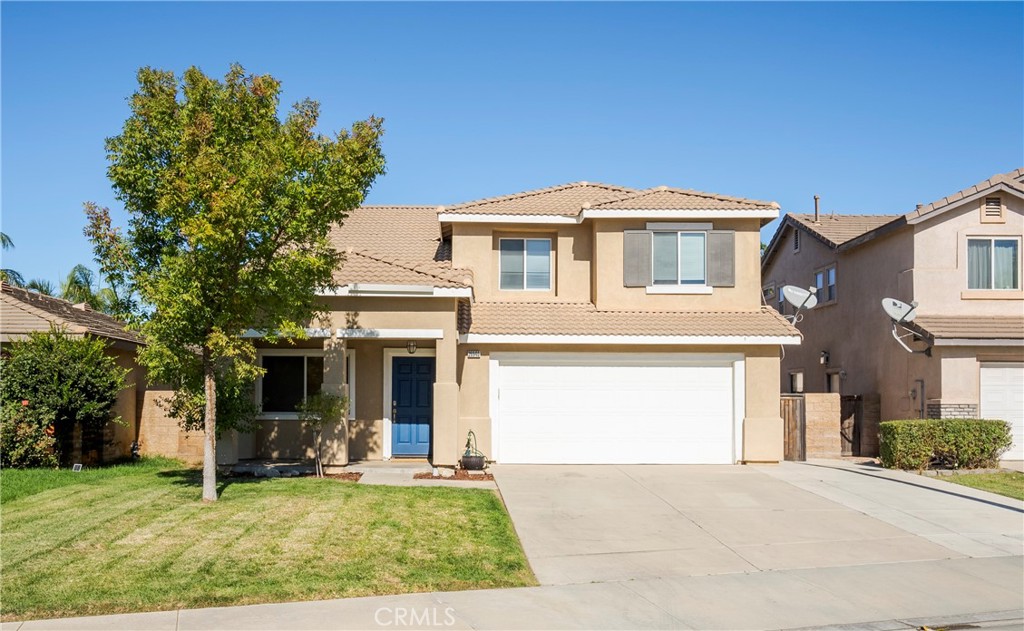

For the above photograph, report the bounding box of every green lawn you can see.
[944,471,1024,501]
[0,459,535,621]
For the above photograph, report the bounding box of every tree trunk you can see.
[202,346,218,502]
[315,429,323,478]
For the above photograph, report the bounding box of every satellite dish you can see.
[882,297,917,323]
[881,297,930,355]
[782,285,818,310]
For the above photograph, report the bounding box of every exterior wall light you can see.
[406,340,417,354]
[819,350,830,366]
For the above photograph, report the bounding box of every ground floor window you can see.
[789,371,804,393]
[260,354,324,413]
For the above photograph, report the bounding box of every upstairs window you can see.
[653,231,706,285]
[968,238,1020,289]
[815,265,836,303]
[500,238,551,290]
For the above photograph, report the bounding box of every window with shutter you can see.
[624,226,735,291]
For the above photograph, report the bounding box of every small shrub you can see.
[0,402,58,468]
[879,419,1012,470]
[0,326,129,464]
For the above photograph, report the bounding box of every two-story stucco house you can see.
[761,169,1024,460]
[220,181,800,468]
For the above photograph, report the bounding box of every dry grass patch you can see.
[0,460,534,621]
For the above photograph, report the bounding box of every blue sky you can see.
[2,2,1022,286]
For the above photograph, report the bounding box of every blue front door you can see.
[391,356,434,457]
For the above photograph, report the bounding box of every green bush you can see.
[879,419,1012,470]
[0,326,129,465]
[1,402,58,468]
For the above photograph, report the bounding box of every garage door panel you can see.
[981,363,1024,461]
[495,357,736,465]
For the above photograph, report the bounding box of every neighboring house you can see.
[0,283,145,462]
[233,181,800,467]
[761,169,1024,460]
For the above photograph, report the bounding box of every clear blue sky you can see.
[3,2,1022,286]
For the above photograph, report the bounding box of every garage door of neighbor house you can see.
[492,354,739,464]
[980,363,1024,461]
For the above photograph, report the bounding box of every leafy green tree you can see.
[59,264,119,313]
[85,64,385,501]
[1,232,25,286]
[0,326,129,464]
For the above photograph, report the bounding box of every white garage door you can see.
[981,363,1024,461]
[493,354,739,464]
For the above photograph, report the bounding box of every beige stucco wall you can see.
[106,347,140,460]
[137,384,205,464]
[764,193,1023,423]
[912,195,1024,315]
[450,223,593,303]
[593,218,763,311]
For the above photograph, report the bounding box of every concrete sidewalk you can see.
[4,557,1022,630]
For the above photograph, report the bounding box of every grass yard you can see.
[0,459,535,621]
[944,471,1024,501]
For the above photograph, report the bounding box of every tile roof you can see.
[787,214,903,248]
[588,186,778,211]
[905,168,1024,221]
[910,315,1024,341]
[0,283,142,345]
[459,302,799,338]
[329,205,473,288]
[336,250,471,289]
[441,182,635,216]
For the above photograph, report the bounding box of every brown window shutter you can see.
[707,230,735,287]
[623,230,652,287]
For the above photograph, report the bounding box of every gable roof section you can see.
[441,181,635,217]
[588,186,778,211]
[335,250,471,289]
[459,302,799,341]
[0,283,142,345]
[761,213,904,270]
[904,168,1024,224]
[329,205,473,289]
[762,168,1024,270]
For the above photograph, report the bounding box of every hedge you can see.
[879,419,1012,470]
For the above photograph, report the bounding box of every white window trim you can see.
[499,237,552,291]
[651,230,708,288]
[789,370,804,394]
[347,352,356,421]
[967,236,1022,290]
[646,285,713,295]
[381,347,436,461]
[255,349,325,420]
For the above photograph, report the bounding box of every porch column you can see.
[322,334,349,466]
[432,332,460,466]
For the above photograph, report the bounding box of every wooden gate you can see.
[781,394,805,461]
[840,395,863,457]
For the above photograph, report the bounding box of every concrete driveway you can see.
[492,461,1023,585]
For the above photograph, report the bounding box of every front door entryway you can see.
[391,356,434,457]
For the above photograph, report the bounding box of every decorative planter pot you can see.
[461,455,485,471]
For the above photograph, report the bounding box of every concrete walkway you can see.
[6,461,1022,630]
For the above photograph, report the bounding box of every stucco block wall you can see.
[804,393,841,458]
[137,385,203,464]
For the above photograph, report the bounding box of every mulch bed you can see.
[414,469,494,481]
[320,472,363,482]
